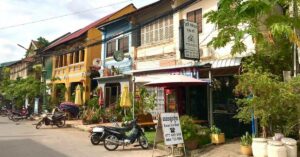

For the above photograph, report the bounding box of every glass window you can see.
[106,40,116,57]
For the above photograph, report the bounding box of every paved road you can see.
[0,117,162,157]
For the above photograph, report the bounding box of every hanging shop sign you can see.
[113,51,124,62]
[179,19,200,60]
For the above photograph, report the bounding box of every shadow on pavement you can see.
[0,139,68,157]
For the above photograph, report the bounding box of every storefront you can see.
[133,64,211,121]
[95,74,132,107]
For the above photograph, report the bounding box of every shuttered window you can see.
[69,53,73,64]
[187,8,203,33]
[141,15,173,46]
[80,49,85,62]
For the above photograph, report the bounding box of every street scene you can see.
[1,0,300,157]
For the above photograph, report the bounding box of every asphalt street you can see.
[0,117,162,157]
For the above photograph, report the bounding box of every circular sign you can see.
[113,51,124,62]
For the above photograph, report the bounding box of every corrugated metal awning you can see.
[210,57,242,69]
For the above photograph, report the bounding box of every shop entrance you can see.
[104,83,120,107]
[164,85,208,121]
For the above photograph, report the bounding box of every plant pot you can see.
[185,139,198,150]
[240,145,252,156]
[211,133,225,144]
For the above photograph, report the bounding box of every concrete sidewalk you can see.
[65,120,119,132]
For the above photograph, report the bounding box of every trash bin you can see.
[267,140,287,157]
[281,138,297,157]
[252,138,268,157]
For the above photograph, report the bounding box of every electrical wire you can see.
[0,0,133,30]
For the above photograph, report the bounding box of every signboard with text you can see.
[161,113,184,145]
[179,19,200,60]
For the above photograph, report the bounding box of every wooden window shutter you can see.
[118,37,124,51]
[187,11,195,22]
[124,36,129,52]
[132,26,141,47]
[107,42,112,57]
[112,40,116,55]
[195,9,202,33]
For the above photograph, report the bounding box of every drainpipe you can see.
[208,70,213,126]
[132,76,135,119]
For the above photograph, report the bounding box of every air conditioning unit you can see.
[200,46,215,59]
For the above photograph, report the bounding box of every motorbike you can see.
[103,119,149,151]
[90,122,126,145]
[36,110,66,129]
[11,107,30,122]
[0,106,8,117]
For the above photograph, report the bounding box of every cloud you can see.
[0,39,25,63]
[0,0,158,64]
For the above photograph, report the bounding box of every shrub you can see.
[240,132,252,146]
[210,125,221,134]
[180,115,197,141]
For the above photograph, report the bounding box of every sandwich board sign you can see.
[161,113,184,145]
[152,112,186,157]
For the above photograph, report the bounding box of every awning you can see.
[144,75,209,87]
[134,76,160,83]
[94,74,131,84]
[210,57,242,69]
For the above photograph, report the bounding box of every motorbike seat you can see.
[106,126,131,133]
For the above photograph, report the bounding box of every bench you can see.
[137,113,157,130]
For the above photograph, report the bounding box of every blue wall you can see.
[101,19,132,74]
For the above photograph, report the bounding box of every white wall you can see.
[136,0,255,71]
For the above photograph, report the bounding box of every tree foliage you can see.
[204,0,300,75]
[0,76,43,108]
[235,71,300,136]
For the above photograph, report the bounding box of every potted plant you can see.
[180,116,198,150]
[210,125,225,144]
[240,132,252,156]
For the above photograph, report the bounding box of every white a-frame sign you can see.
[152,113,186,157]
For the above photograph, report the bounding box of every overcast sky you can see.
[0,0,158,63]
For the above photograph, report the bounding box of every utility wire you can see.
[0,0,132,30]
[41,0,196,57]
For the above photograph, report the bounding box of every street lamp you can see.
[42,68,47,111]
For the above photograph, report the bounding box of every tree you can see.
[204,0,300,76]
[0,76,43,108]
[37,37,50,48]
[205,0,300,137]
[235,71,300,137]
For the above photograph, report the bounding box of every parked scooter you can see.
[11,107,30,121]
[90,121,127,145]
[35,108,66,129]
[103,119,148,151]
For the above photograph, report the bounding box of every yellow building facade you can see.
[47,4,136,104]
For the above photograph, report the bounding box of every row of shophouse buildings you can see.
[3,0,254,137]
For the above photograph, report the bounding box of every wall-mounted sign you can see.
[179,19,200,60]
[113,51,124,62]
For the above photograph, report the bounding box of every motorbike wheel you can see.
[12,115,19,122]
[139,135,149,149]
[36,122,42,129]
[56,117,66,128]
[8,114,13,120]
[0,111,6,117]
[104,135,119,151]
[90,133,101,145]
